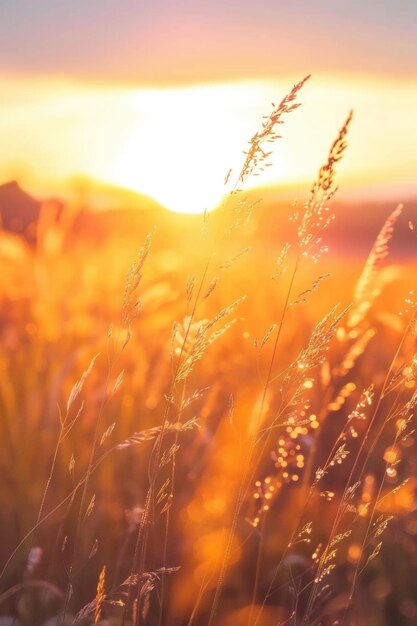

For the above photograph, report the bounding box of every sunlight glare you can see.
[110,84,273,214]
[1,76,417,212]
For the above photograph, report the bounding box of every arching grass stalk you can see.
[57,231,155,624]
[124,76,309,626]
[235,111,352,626]
[302,313,413,624]
[338,318,417,623]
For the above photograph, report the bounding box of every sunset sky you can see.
[1,0,416,213]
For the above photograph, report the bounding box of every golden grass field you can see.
[1,83,417,626]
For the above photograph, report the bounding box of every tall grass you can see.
[0,76,416,626]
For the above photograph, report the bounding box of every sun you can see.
[0,78,277,215]
[109,83,277,214]
[110,124,228,214]
[4,76,415,212]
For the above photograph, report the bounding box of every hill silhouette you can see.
[1,180,416,259]
[0,181,42,243]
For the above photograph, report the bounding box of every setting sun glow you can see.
[1,76,417,212]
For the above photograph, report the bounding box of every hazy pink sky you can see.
[1,0,416,83]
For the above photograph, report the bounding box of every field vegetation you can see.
[1,77,417,626]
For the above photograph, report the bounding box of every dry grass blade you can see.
[112,369,125,394]
[116,426,166,450]
[348,204,403,328]
[120,567,180,620]
[238,75,310,187]
[294,305,350,372]
[122,228,156,342]
[94,565,106,624]
[67,354,100,414]
[100,422,116,446]
[219,246,251,270]
[116,419,200,450]
[290,273,331,306]
[295,111,353,262]
[175,296,246,382]
[312,110,353,197]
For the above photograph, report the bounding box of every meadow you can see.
[1,78,417,626]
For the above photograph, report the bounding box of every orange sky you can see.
[1,1,416,212]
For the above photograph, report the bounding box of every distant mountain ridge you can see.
[1,180,416,258]
[0,181,42,243]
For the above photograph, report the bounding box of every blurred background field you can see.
[1,177,417,625]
